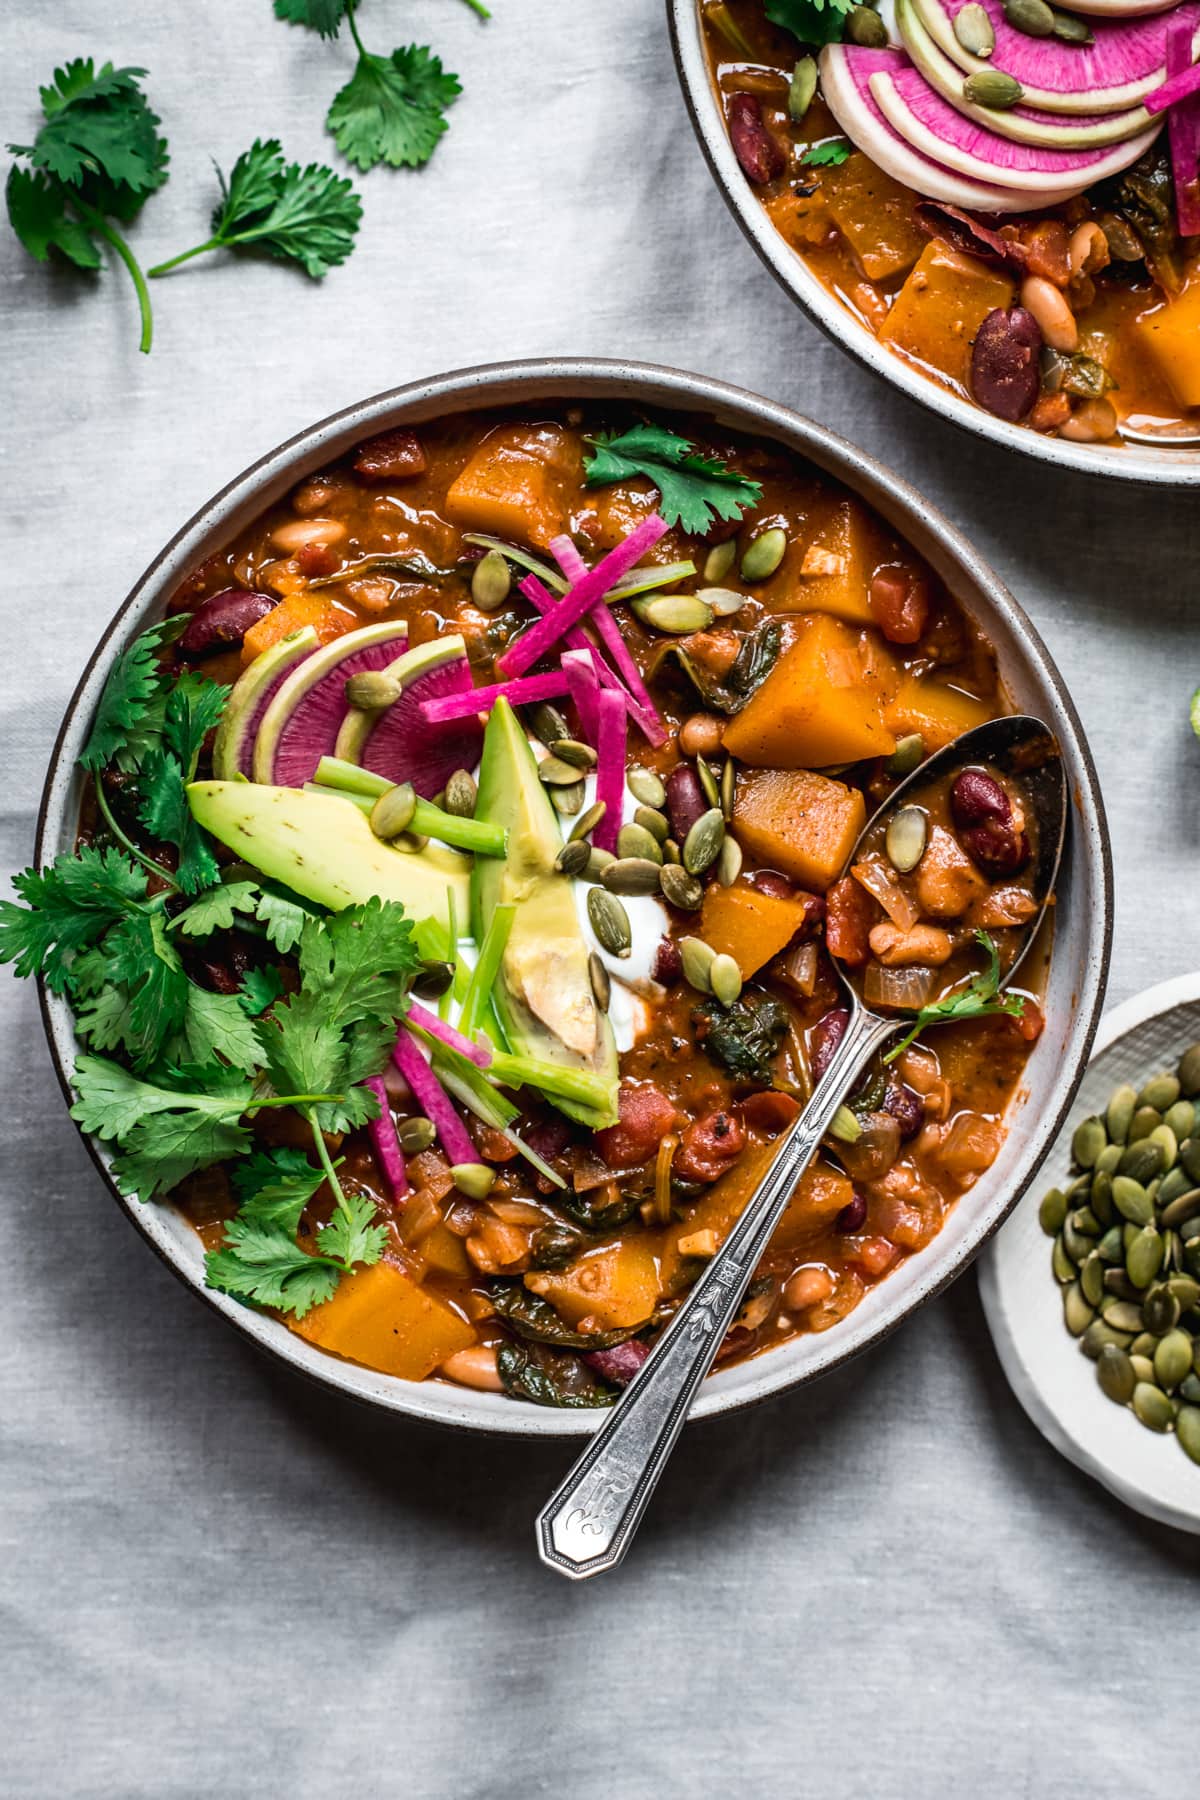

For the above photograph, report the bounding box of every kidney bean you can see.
[353,427,427,483]
[296,540,339,579]
[811,1007,849,1084]
[951,767,1011,828]
[883,1082,924,1142]
[970,307,1042,423]
[674,1110,747,1183]
[728,93,785,185]
[960,819,1031,877]
[665,764,708,843]
[652,936,683,987]
[914,201,1027,273]
[179,588,276,660]
[835,1191,868,1233]
[751,869,794,900]
[584,1340,651,1387]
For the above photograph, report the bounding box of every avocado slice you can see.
[187,781,468,959]
[471,699,618,1129]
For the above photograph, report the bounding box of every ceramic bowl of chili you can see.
[34,358,1113,1435]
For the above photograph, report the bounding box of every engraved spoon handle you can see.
[536,1006,896,1579]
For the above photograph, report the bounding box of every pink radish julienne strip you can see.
[548,533,668,746]
[404,1001,492,1068]
[495,513,668,678]
[391,1030,478,1165]
[1162,19,1200,232]
[593,689,628,855]
[563,649,601,742]
[518,573,663,745]
[1145,57,1200,117]
[419,669,569,725]
[363,1075,410,1201]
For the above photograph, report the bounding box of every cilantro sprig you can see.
[274,0,470,172]
[884,931,1026,1063]
[582,424,763,536]
[6,59,169,353]
[801,141,852,168]
[147,139,361,281]
[765,0,856,49]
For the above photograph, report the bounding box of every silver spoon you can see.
[536,714,1067,1579]
[1118,422,1200,449]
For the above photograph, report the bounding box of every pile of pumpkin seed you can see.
[1040,1043,1200,1464]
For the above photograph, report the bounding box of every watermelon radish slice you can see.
[212,627,319,781]
[1066,0,1179,15]
[911,0,1200,115]
[898,0,1157,142]
[334,636,482,799]
[870,59,1161,191]
[253,619,410,787]
[820,46,1085,208]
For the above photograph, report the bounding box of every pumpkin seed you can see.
[1164,1100,1196,1142]
[627,765,667,810]
[696,757,721,810]
[1181,1374,1200,1405]
[617,822,663,865]
[1097,1226,1124,1263]
[1140,1072,1181,1111]
[717,835,743,887]
[1126,1226,1163,1290]
[530,702,570,747]
[369,781,417,840]
[551,781,585,817]
[963,69,1024,107]
[1063,1280,1094,1337]
[396,1116,436,1155]
[634,805,669,844]
[630,594,714,635]
[450,1162,496,1201]
[683,807,726,875]
[1180,1137,1200,1183]
[703,539,737,584]
[1148,1123,1178,1171]
[1096,1343,1136,1404]
[1039,1187,1068,1235]
[1119,1140,1164,1184]
[660,864,704,911]
[954,1,996,55]
[886,805,928,874]
[1106,1083,1137,1144]
[1132,1380,1173,1431]
[1128,1103,1161,1142]
[470,548,512,611]
[1167,1273,1200,1310]
[555,839,592,877]
[539,754,586,787]
[603,857,663,897]
[443,769,478,818]
[1081,1251,1106,1308]
[586,847,615,882]
[1103,1269,1139,1301]
[1004,0,1054,34]
[720,757,735,820]
[740,527,788,582]
[1063,1212,1096,1263]
[699,586,747,619]
[550,737,598,771]
[787,54,818,121]
[1142,1284,1180,1335]
[1154,1328,1194,1391]
[568,800,607,843]
[1178,1043,1200,1097]
[1081,1319,1133,1359]
[679,935,716,994]
[710,952,743,1007]
[1050,7,1093,44]
[393,831,429,853]
[1130,1354,1156,1384]
[1177,1404,1200,1463]
[663,838,682,865]
[1095,1142,1122,1178]
[886,733,925,779]
[588,951,611,1013]
[587,887,631,957]
[1101,1299,1145,1334]
[345,668,402,710]
[1071,1115,1107,1170]
[1052,1234,1076,1283]
[411,960,454,1000]
[1091,1171,1113,1225]
[847,4,888,46]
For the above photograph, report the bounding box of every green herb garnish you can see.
[800,140,853,167]
[6,58,169,352]
[884,931,1025,1062]
[765,0,856,49]
[582,423,763,536]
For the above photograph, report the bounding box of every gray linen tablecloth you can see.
[3,3,1198,1794]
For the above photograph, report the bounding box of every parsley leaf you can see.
[884,932,1025,1062]
[801,140,852,167]
[205,1220,341,1318]
[582,424,763,535]
[328,44,461,171]
[765,0,855,48]
[80,617,186,773]
[0,845,147,992]
[6,58,168,352]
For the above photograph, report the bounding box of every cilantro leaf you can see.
[765,0,855,48]
[232,1147,326,1232]
[254,884,314,953]
[114,1111,254,1204]
[0,845,146,992]
[170,880,261,937]
[104,908,189,1065]
[136,750,220,894]
[583,424,763,536]
[239,964,284,1016]
[884,931,1025,1062]
[328,44,461,172]
[70,1053,253,1143]
[5,165,100,267]
[273,0,349,36]
[801,141,852,167]
[317,1188,389,1268]
[80,616,186,773]
[183,986,262,1074]
[163,672,229,773]
[205,1220,341,1318]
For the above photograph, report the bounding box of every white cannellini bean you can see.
[1068,221,1109,279]
[1019,275,1078,353]
[1058,397,1118,444]
[270,517,347,553]
[439,1346,503,1392]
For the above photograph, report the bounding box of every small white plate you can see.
[980,973,1200,1535]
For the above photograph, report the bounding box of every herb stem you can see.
[460,0,492,16]
[345,0,370,60]
[94,781,180,893]
[75,204,154,352]
[246,1094,346,1111]
[307,1106,352,1221]
[146,237,225,277]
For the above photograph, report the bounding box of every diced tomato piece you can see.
[353,428,427,484]
[673,1110,747,1183]
[825,876,876,966]
[868,568,930,645]
[739,1090,800,1136]
[296,540,339,579]
[853,1235,901,1278]
[596,1082,680,1169]
[1012,998,1045,1043]
[477,1129,517,1163]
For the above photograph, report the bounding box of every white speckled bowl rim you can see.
[981,973,1200,1533]
[36,358,1112,1437]
[667,0,1200,488]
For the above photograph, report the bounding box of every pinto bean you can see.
[728,93,786,185]
[678,712,724,758]
[1059,397,1118,443]
[784,1265,834,1311]
[811,1007,849,1084]
[353,427,427,483]
[869,922,954,967]
[665,764,708,843]
[1068,221,1109,279]
[270,517,347,554]
[439,1346,503,1392]
[971,307,1041,423]
[178,587,276,659]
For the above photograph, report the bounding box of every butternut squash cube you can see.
[885,672,991,752]
[291,1259,474,1379]
[241,593,351,665]
[699,879,814,978]
[524,1238,659,1331]
[444,423,580,549]
[722,613,897,768]
[773,499,875,624]
[818,152,926,282]
[879,241,1015,389]
[771,1161,856,1250]
[659,1151,850,1284]
[1133,282,1200,409]
[733,768,866,890]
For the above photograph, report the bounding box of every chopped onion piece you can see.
[852,857,919,930]
[863,963,939,1011]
